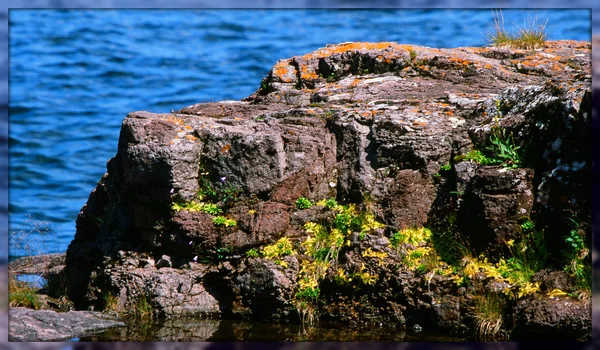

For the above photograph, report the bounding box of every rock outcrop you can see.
[61,41,592,341]
[8,307,124,342]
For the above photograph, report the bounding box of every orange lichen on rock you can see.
[300,65,319,80]
[161,115,185,126]
[274,60,294,82]
[185,135,197,142]
[448,57,472,66]
[302,42,401,60]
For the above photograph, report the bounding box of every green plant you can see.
[132,294,154,320]
[486,128,523,168]
[324,198,338,209]
[9,278,41,310]
[521,219,534,233]
[202,203,223,215]
[103,292,120,313]
[409,49,417,62]
[562,218,591,296]
[470,291,504,340]
[488,10,547,50]
[454,128,523,168]
[293,202,385,329]
[499,225,547,287]
[220,183,242,206]
[440,163,452,172]
[454,149,494,165]
[245,248,259,258]
[216,247,232,260]
[262,237,294,260]
[296,197,313,210]
[212,216,237,227]
[197,176,218,202]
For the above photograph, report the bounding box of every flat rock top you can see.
[9,307,125,342]
[123,40,590,163]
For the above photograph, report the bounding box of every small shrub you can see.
[440,163,452,171]
[324,198,338,209]
[212,216,237,227]
[262,237,294,260]
[390,227,432,249]
[563,219,590,295]
[296,197,313,210]
[245,248,259,258]
[9,278,41,310]
[202,203,223,215]
[454,149,494,165]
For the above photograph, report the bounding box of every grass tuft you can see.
[470,291,504,340]
[488,10,547,50]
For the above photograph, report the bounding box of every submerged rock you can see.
[60,40,591,340]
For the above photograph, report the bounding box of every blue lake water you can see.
[8,9,591,258]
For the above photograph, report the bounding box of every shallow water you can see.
[78,318,465,342]
[8,9,591,259]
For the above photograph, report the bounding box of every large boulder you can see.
[61,41,591,340]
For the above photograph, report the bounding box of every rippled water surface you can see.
[8,9,590,257]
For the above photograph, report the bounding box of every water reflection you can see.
[79,318,464,342]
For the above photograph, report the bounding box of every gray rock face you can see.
[9,307,125,342]
[459,166,535,256]
[60,41,591,340]
[512,296,592,341]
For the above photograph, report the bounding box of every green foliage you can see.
[212,216,237,227]
[201,203,222,215]
[296,197,313,210]
[324,198,338,209]
[9,278,41,310]
[103,292,119,313]
[197,176,218,202]
[262,237,294,260]
[454,128,523,168]
[563,218,591,294]
[409,49,417,62]
[216,247,232,260]
[220,183,242,206]
[440,163,452,171]
[500,224,547,286]
[294,202,385,328]
[521,220,534,233]
[295,286,320,301]
[390,227,432,248]
[486,128,523,168]
[132,294,154,320]
[245,248,259,258]
[454,149,494,165]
